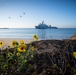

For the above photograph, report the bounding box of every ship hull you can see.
[35,26,58,29]
[35,26,48,29]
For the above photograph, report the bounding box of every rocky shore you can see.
[70,34,76,40]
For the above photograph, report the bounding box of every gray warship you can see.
[35,21,58,29]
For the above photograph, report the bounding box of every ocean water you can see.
[0,28,76,40]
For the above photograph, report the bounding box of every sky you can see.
[0,0,76,28]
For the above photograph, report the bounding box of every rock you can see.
[70,34,76,40]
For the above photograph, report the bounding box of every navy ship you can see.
[35,21,58,29]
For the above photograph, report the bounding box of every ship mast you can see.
[42,21,44,24]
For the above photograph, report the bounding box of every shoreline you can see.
[0,34,76,49]
[0,38,32,48]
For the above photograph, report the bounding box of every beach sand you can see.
[0,38,32,48]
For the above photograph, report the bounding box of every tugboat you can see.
[35,21,58,29]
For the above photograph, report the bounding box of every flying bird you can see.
[20,15,22,17]
[23,13,25,15]
[9,17,11,19]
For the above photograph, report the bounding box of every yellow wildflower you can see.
[4,64,8,69]
[31,46,34,51]
[73,52,76,59]
[8,52,12,57]
[0,41,4,48]
[11,40,18,47]
[16,52,20,56]
[17,44,26,52]
[20,40,24,45]
[33,34,38,41]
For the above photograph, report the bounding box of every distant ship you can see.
[35,21,58,29]
[0,28,9,29]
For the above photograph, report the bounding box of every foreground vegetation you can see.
[0,35,76,75]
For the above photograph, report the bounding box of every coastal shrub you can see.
[0,34,38,75]
[0,37,76,75]
[31,40,76,75]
